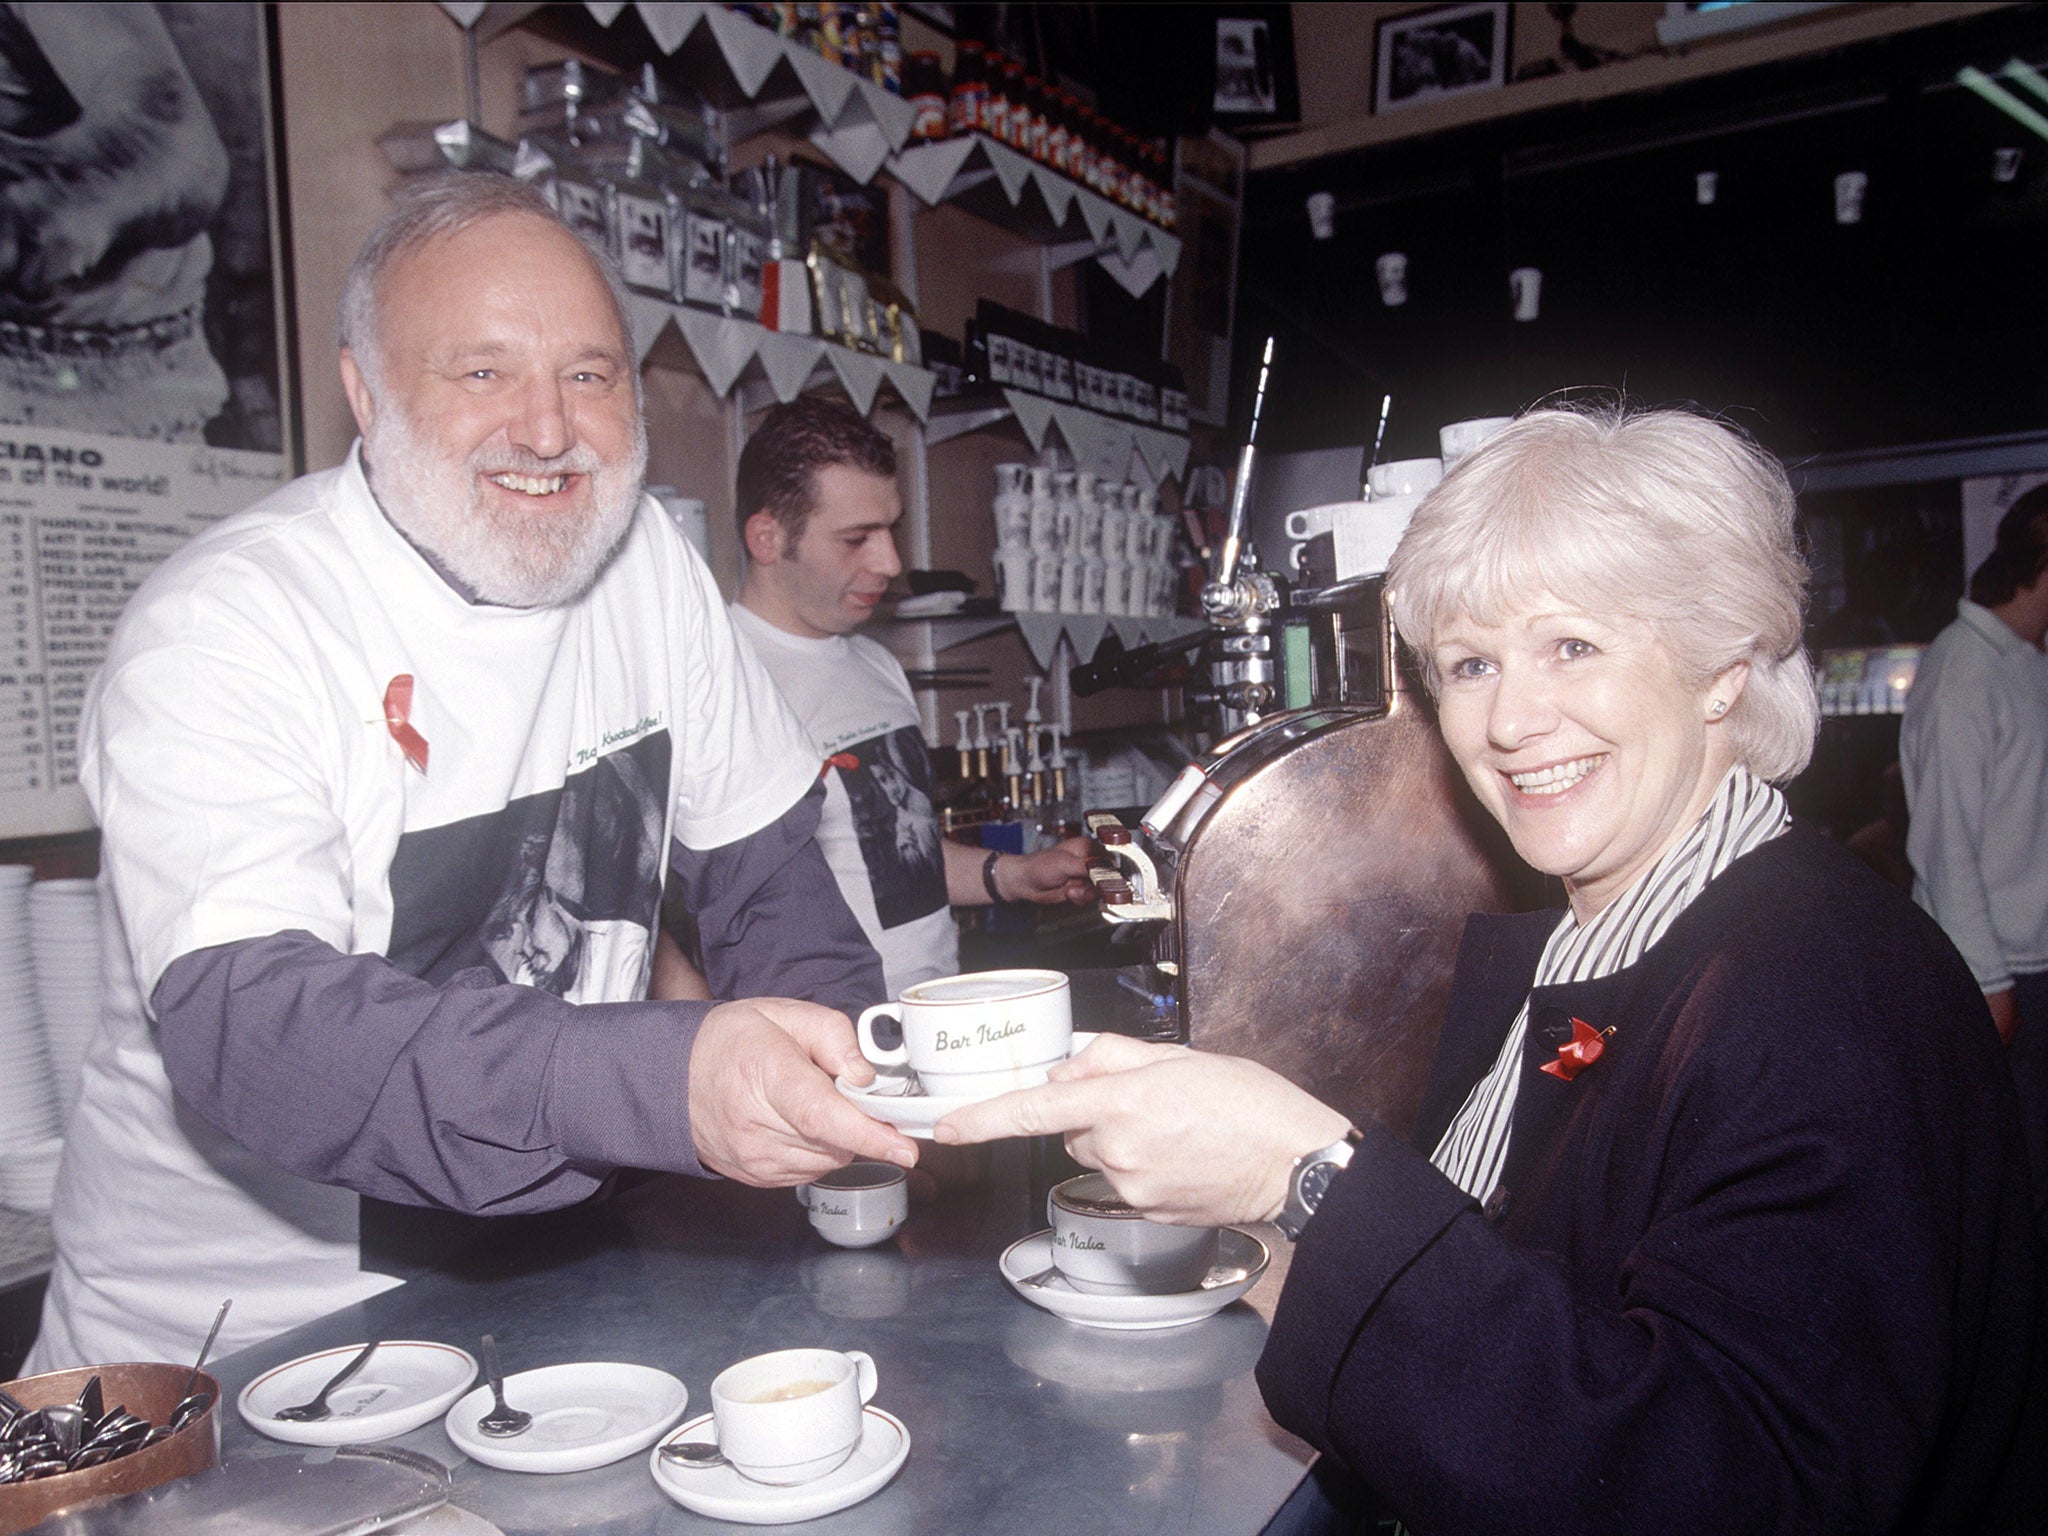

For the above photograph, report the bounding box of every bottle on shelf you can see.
[948,40,987,138]
[906,50,947,142]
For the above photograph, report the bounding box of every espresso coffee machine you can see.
[1073,358,1530,1134]
[1084,577,1527,1139]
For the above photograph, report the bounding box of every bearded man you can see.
[28,175,916,1371]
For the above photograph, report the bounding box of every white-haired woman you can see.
[939,408,2039,1534]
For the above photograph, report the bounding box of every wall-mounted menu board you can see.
[0,429,285,835]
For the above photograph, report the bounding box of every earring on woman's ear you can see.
[1709,699,1728,716]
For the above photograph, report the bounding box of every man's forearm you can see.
[155,931,717,1213]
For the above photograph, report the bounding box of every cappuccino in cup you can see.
[710,1347,878,1485]
[1048,1172,1220,1296]
[856,969,1073,1097]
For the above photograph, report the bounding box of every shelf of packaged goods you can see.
[886,132,1180,298]
[624,294,934,419]
[925,388,1189,487]
[448,1,915,184]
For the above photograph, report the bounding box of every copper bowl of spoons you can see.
[0,1363,219,1534]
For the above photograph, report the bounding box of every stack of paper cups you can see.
[31,877,102,1121]
[0,865,62,1210]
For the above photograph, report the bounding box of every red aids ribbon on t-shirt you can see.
[1540,1017,1612,1081]
[821,751,859,778]
[383,674,430,774]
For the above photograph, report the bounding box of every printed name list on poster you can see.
[0,427,288,837]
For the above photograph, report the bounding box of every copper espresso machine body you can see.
[1113,590,1528,1142]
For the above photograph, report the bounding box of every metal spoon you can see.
[475,1334,532,1438]
[658,1441,728,1468]
[166,1297,233,1428]
[272,1339,380,1423]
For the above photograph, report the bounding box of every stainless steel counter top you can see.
[206,1142,1313,1534]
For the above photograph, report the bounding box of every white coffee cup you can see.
[1367,456,1444,499]
[856,969,1072,1097]
[797,1162,908,1249]
[1047,1172,1220,1296]
[1439,416,1513,468]
[1283,503,1340,543]
[710,1347,878,1486]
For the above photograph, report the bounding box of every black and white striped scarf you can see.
[1430,766,1790,1201]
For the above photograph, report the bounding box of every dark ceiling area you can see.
[1235,6,2048,470]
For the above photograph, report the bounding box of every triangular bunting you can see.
[1030,163,1077,227]
[700,5,784,96]
[583,1,627,23]
[889,137,979,205]
[1096,245,1165,300]
[982,136,1034,206]
[808,116,891,186]
[1110,209,1146,263]
[824,348,884,416]
[1075,187,1115,247]
[785,43,858,124]
[857,78,917,150]
[880,360,935,422]
[674,308,755,396]
[756,331,826,402]
[439,1,487,27]
[632,0,703,54]
[623,293,677,364]
[1002,389,1056,454]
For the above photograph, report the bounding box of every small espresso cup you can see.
[797,1162,909,1249]
[710,1347,878,1486]
[856,969,1072,1097]
[1048,1172,1220,1296]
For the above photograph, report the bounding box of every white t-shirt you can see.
[33,448,819,1368]
[730,604,957,995]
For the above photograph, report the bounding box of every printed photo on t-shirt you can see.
[838,724,947,931]
[383,730,672,1000]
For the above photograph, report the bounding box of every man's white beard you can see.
[363,401,648,609]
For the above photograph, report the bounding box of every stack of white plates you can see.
[30,877,102,1120]
[0,865,63,1168]
[0,1134,62,1213]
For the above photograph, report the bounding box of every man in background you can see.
[31,176,913,1371]
[729,398,1093,997]
[1900,483,2048,1209]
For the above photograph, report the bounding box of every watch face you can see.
[1298,1160,1338,1211]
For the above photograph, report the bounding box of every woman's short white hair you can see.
[1386,405,1818,784]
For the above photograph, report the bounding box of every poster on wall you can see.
[0,2,292,837]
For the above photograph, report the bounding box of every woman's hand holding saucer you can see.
[933,1034,1352,1228]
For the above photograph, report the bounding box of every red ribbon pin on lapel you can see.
[1540,1017,1613,1081]
[383,674,430,774]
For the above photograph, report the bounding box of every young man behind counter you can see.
[27,176,919,1373]
[729,398,1094,997]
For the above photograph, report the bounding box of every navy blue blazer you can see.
[1257,827,2042,1534]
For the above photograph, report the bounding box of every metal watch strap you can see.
[1275,1129,1363,1241]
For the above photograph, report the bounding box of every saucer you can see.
[999,1228,1270,1331]
[649,1406,909,1525]
[838,1032,1098,1137]
[239,1341,478,1446]
[445,1362,688,1473]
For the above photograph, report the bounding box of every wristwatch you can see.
[1273,1129,1363,1241]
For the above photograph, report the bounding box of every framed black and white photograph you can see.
[1214,17,1277,116]
[1207,6,1299,126]
[1374,2,1513,114]
[0,2,295,455]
